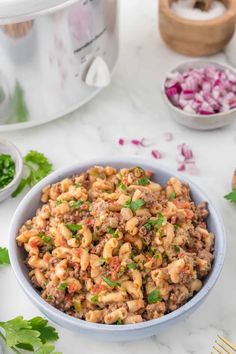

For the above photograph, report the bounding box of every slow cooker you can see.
[0,0,119,131]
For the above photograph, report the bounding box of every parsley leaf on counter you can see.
[0,316,61,354]
[224,190,236,203]
[12,151,53,197]
[0,247,10,265]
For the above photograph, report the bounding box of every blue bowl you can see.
[9,157,226,341]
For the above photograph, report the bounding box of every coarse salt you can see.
[171,0,225,20]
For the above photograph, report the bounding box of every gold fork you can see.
[212,335,236,354]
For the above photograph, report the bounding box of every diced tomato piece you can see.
[109,256,121,272]
[29,239,38,248]
[91,284,107,294]
[68,283,79,293]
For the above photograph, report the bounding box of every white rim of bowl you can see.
[9,156,226,332]
[161,60,236,119]
[0,139,23,193]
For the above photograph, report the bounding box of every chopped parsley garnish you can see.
[69,199,84,209]
[169,192,176,201]
[75,183,81,188]
[173,245,180,252]
[148,289,161,304]
[39,233,52,244]
[91,295,98,303]
[115,320,124,325]
[0,247,10,265]
[122,199,145,212]
[144,213,165,231]
[127,262,137,270]
[56,199,62,205]
[102,277,121,289]
[47,295,54,300]
[0,154,15,189]
[224,190,236,203]
[99,257,108,265]
[153,254,160,260]
[174,224,180,231]
[107,227,119,238]
[117,182,127,191]
[137,177,150,186]
[12,150,53,197]
[65,224,82,234]
[58,282,67,291]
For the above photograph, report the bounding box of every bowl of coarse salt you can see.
[162,60,236,130]
[159,0,236,56]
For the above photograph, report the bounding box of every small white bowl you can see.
[162,60,236,130]
[0,139,23,202]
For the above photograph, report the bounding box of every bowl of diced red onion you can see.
[162,61,236,130]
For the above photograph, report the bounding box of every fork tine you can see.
[213,345,225,354]
[218,336,236,351]
[215,340,233,354]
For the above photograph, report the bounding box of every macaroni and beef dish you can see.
[16,166,214,325]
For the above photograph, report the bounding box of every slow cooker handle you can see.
[84,56,111,88]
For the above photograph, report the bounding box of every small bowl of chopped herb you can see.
[0,139,23,202]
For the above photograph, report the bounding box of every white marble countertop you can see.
[1,0,236,353]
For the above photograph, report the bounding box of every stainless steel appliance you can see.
[0,0,118,131]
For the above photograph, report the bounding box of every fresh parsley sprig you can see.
[224,190,236,204]
[0,316,61,354]
[12,151,53,198]
[0,247,10,265]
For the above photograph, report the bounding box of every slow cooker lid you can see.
[0,0,76,21]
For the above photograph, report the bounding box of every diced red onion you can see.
[131,139,142,146]
[151,150,162,159]
[118,138,125,146]
[165,65,236,115]
[164,132,173,142]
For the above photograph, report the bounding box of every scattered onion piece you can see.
[151,150,162,159]
[118,138,125,146]
[164,132,173,142]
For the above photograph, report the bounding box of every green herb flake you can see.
[75,183,81,188]
[0,154,16,190]
[153,254,160,260]
[115,320,124,325]
[56,200,62,205]
[122,199,145,213]
[69,199,84,209]
[58,282,67,291]
[144,213,165,231]
[169,192,176,201]
[137,177,150,186]
[65,224,82,235]
[173,245,180,252]
[117,182,127,191]
[0,247,10,265]
[99,257,107,265]
[107,227,119,238]
[12,151,53,198]
[148,289,161,304]
[224,190,236,204]
[39,233,52,244]
[102,277,121,289]
[47,295,54,301]
[127,262,137,270]
[174,224,180,231]
[91,295,98,303]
